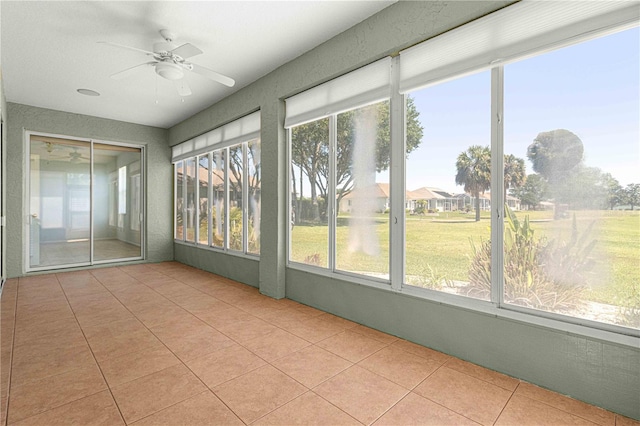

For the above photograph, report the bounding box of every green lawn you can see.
[290,209,640,307]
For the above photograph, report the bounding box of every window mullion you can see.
[182,161,187,241]
[223,148,229,250]
[242,143,249,253]
[390,56,405,291]
[329,115,337,271]
[208,152,213,246]
[194,156,200,245]
[490,66,505,306]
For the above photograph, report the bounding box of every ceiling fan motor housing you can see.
[155,62,184,80]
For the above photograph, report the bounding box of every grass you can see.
[290,209,640,309]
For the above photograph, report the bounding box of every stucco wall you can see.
[5,103,172,277]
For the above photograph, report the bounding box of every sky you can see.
[402,26,640,194]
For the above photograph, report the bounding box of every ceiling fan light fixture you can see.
[77,88,100,96]
[155,62,184,80]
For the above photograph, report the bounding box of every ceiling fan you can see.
[42,143,90,163]
[99,29,235,96]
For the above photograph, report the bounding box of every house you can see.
[1,1,638,424]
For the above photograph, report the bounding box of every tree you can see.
[511,173,547,210]
[624,183,640,210]
[291,97,424,221]
[601,173,623,210]
[455,145,491,221]
[527,129,584,218]
[503,154,526,204]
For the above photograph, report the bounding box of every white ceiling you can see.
[1,1,395,129]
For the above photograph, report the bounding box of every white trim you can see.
[399,1,639,94]
[390,56,405,292]
[285,57,392,128]
[171,111,260,162]
[490,66,504,305]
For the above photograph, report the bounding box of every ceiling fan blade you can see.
[189,64,235,87]
[110,62,156,80]
[98,41,156,56]
[174,79,192,97]
[170,43,203,59]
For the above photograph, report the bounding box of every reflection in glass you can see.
[94,143,142,261]
[198,155,210,245]
[290,118,330,267]
[248,140,261,254]
[228,144,244,251]
[175,161,184,240]
[336,102,390,279]
[503,28,640,329]
[185,158,197,243]
[211,150,225,248]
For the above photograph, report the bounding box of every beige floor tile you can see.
[243,328,311,362]
[8,364,107,424]
[414,366,512,426]
[11,390,124,426]
[84,321,164,362]
[317,330,388,363]
[445,357,519,391]
[149,314,214,339]
[254,391,362,425]
[74,304,135,328]
[315,313,359,329]
[170,293,229,312]
[260,308,316,328]
[217,315,280,343]
[391,339,451,364]
[350,324,398,344]
[281,316,345,343]
[131,391,243,426]
[373,392,479,426]
[271,345,353,388]
[358,344,443,389]
[314,365,409,425]
[495,393,600,426]
[111,364,206,423]
[11,343,95,387]
[14,316,81,346]
[516,382,615,426]
[154,327,235,361]
[129,301,191,328]
[616,415,640,426]
[194,306,256,329]
[98,346,181,387]
[185,344,266,388]
[213,364,307,424]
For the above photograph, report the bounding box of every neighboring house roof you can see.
[341,182,390,199]
[407,187,452,200]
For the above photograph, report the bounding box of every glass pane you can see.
[248,139,261,254]
[94,144,142,261]
[336,101,390,279]
[29,138,90,267]
[504,27,640,329]
[404,71,491,300]
[198,155,209,245]
[185,157,196,243]
[228,144,244,251]
[211,150,225,248]
[290,118,330,267]
[175,161,184,240]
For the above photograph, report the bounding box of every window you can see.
[502,27,640,329]
[286,58,392,281]
[118,166,126,214]
[131,174,141,232]
[404,71,490,299]
[290,118,329,267]
[286,2,638,334]
[172,111,261,256]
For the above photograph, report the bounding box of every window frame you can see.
[286,21,640,341]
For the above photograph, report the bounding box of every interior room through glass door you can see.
[93,142,143,262]
[28,134,143,270]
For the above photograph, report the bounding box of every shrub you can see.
[467,206,593,312]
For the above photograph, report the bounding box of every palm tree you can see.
[456,145,491,221]
[504,154,526,207]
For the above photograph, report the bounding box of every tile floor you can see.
[0,262,637,425]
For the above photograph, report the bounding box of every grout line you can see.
[57,272,128,425]
[2,279,18,426]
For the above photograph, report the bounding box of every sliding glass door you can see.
[28,133,143,271]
